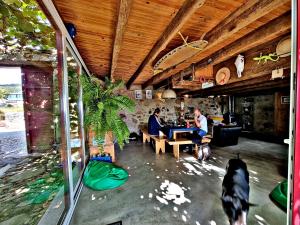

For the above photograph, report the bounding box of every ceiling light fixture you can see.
[162,89,177,99]
[161,78,177,99]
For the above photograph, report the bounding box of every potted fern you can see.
[80,75,135,162]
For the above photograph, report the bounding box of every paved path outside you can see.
[0,130,27,167]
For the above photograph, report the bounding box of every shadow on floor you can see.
[71,137,288,225]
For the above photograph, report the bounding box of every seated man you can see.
[148,108,163,135]
[185,108,208,153]
[194,108,208,137]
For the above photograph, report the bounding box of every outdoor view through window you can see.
[0,67,27,158]
[0,0,70,224]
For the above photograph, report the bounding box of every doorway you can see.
[0,67,27,160]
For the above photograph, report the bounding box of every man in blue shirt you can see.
[148,108,163,135]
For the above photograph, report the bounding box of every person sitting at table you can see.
[184,108,208,153]
[194,108,208,137]
[148,108,164,136]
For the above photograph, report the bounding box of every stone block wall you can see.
[119,88,223,134]
[235,94,275,135]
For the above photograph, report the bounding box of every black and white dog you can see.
[221,155,250,225]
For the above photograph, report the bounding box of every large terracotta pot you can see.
[88,129,115,162]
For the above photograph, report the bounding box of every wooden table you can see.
[161,126,199,140]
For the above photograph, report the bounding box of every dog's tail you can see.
[248,202,258,207]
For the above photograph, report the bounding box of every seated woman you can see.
[148,108,163,135]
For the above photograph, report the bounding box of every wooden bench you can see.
[166,138,194,159]
[166,135,212,160]
[141,128,151,143]
[141,129,166,154]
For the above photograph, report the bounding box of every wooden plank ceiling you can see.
[53,0,291,88]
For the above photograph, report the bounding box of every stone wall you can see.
[119,89,223,134]
[235,94,275,135]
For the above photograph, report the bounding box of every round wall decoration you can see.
[276,36,291,57]
[215,67,230,85]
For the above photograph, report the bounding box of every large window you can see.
[66,46,85,195]
[0,1,87,225]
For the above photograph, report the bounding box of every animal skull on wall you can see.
[234,54,244,78]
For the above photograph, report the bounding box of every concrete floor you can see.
[71,137,288,225]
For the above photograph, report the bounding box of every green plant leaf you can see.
[0,4,10,16]
[3,0,18,5]
[81,74,135,149]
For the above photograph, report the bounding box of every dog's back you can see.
[222,158,250,225]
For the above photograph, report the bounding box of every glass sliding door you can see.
[0,0,73,223]
[81,70,90,163]
[65,44,85,197]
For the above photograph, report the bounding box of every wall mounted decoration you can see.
[281,96,290,104]
[253,53,279,64]
[65,23,77,38]
[135,90,142,100]
[172,78,202,90]
[153,32,208,75]
[234,54,244,78]
[145,90,152,99]
[215,67,230,85]
[194,64,213,79]
[180,101,184,110]
[172,65,204,90]
[271,68,284,79]
[276,36,291,58]
[201,81,214,89]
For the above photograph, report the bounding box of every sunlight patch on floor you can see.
[255,214,265,222]
[181,156,226,177]
[159,180,191,205]
[209,220,216,225]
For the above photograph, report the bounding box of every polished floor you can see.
[71,138,288,225]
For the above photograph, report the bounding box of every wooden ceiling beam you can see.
[144,0,291,88]
[206,13,291,67]
[212,82,290,97]
[111,0,133,81]
[183,74,272,96]
[191,81,289,97]
[191,81,290,97]
[185,73,290,98]
[126,0,205,89]
[152,12,291,89]
[217,79,289,95]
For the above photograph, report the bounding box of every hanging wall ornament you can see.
[65,23,77,39]
[276,36,291,57]
[215,67,230,85]
[253,53,279,64]
[153,32,208,75]
[234,54,244,78]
